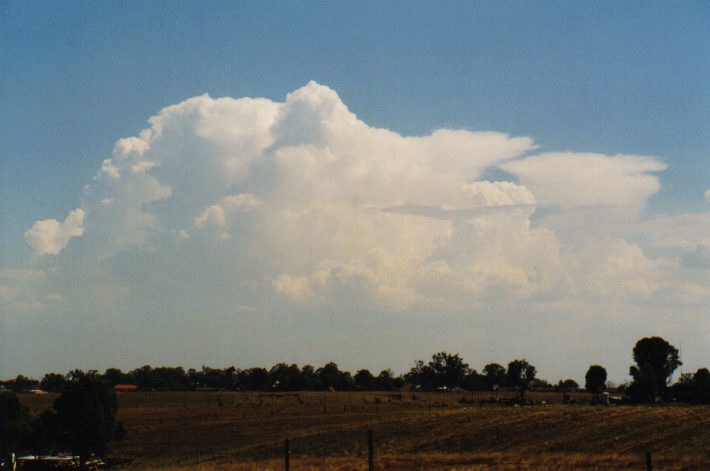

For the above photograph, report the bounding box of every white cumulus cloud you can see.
[24,208,85,255]
[16,82,708,316]
[500,152,666,211]
[7,81,710,385]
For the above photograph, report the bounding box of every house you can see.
[113,384,138,391]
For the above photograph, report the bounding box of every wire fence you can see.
[219,429,686,471]
[104,392,710,470]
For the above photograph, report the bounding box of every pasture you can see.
[19,391,710,470]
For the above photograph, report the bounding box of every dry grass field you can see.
[19,391,710,470]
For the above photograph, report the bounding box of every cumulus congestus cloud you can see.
[25,208,85,256]
[16,82,710,315]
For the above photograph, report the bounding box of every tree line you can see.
[4,359,583,396]
[3,337,708,402]
[2,336,709,470]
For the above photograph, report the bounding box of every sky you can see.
[1,1,709,384]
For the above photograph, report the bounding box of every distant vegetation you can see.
[3,336,708,404]
[2,336,710,469]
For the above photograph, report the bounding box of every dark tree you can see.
[237,368,270,391]
[672,368,710,404]
[40,373,66,393]
[53,372,121,469]
[131,365,156,390]
[628,336,681,402]
[354,369,376,391]
[29,409,60,457]
[585,365,607,398]
[428,352,469,390]
[506,359,536,400]
[316,363,353,391]
[405,360,436,391]
[299,365,322,390]
[695,368,710,403]
[557,379,579,392]
[376,369,401,391]
[462,370,488,391]
[530,378,552,390]
[269,364,302,391]
[8,375,38,393]
[0,392,30,470]
[483,363,507,390]
[102,368,129,387]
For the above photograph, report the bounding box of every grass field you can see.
[20,391,710,470]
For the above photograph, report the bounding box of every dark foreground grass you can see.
[20,391,710,470]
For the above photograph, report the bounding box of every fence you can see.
[272,430,659,471]
[103,391,710,470]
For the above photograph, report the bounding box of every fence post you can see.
[367,429,374,471]
[645,451,652,471]
[285,438,290,471]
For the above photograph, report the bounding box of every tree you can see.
[269,363,303,391]
[354,369,376,391]
[0,392,30,470]
[237,368,270,391]
[483,363,507,390]
[376,369,402,391]
[300,365,322,390]
[102,368,129,387]
[428,352,469,390]
[9,375,38,393]
[628,337,681,402]
[695,368,710,403]
[506,359,536,400]
[29,409,60,457]
[672,368,710,404]
[405,360,436,391]
[462,370,488,391]
[585,365,607,399]
[40,373,66,393]
[52,372,121,469]
[557,379,579,392]
[316,362,353,391]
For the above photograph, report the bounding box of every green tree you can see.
[53,372,121,469]
[628,336,681,402]
[0,391,30,471]
[585,365,607,399]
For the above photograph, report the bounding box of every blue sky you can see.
[1,2,708,381]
